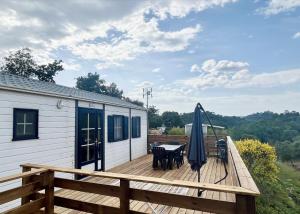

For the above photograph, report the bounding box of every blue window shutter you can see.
[132,117,136,138]
[138,117,141,137]
[108,115,114,142]
[123,116,128,140]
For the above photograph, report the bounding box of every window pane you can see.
[26,124,35,135]
[15,112,24,123]
[16,124,25,136]
[26,112,36,123]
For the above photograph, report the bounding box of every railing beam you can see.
[44,171,54,214]
[21,166,31,205]
[236,194,255,214]
[120,179,130,214]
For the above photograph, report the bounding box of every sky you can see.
[0,0,300,116]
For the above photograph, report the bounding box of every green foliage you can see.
[167,127,185,135]
[76,72,143,106]
[148,106,162,128]
[1,48,63,83]
[161,111,183,128]
[236,139,300,213]
[236,139,278,183]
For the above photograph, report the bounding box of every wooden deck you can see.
[0,137,259,214]
[54,155,235,214]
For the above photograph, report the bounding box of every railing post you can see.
[21,166,31,205]
[236,194,256,214]
[120,179,130,214]
[45,171,55,214]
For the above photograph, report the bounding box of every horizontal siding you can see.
[104,105,130,170]
[131,109,147,160]
[0,90,75,212]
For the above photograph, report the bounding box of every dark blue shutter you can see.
[132,117,136,138]
[108,115,114,142]
[123,116,128,140]
[138,117,141,137]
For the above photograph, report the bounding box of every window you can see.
[108,115,128,142]
[114,115,123,141]
[132,116,141,138]
[13,108,38,141]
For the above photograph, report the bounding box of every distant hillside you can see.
[181,110,300,143]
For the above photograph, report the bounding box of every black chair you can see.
[150,142,160,152]
[217,139,228,163]
[168,141,181,145]
[152,146,168,170]
[173,144,186,168]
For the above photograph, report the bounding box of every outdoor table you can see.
[158,144,182,169]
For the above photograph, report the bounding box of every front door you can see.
[77,108,104,171]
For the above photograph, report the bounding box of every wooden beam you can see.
[3,197,45,214]
[21,166,31,205]
[130,188,235,214]
[0,168,48,184]
[236,194,256,214]
[54,177,120,197]
[44,171,54,214]
[54,196,143,214]
[0,181,43,205]
[21,163,258,196]
[120,179,130,214]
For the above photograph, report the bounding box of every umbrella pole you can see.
[197,169,202,197]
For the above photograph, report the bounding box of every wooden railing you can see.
[148,134,227,155]
[0,168,54,214]
[1,160,259,214]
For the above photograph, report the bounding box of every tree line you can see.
[149,106,300,162]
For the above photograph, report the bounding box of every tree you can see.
[76,72,144,106]
[123,97,144,107]
[76,72,107,94]
[161,111,183,128]
[148,106,162,128]
[105,82,123,98]
[1,48,63,83]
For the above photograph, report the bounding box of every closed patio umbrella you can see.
[187,103,207,196]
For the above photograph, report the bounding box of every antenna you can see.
[142,87,152,110]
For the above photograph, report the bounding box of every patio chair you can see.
[150,142,159,153]
[152,146,168,170]
[173,144,186,168]
[168,141,181,145]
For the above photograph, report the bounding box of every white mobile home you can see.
[0,73,147,209]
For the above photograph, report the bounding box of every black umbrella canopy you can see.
[187,103,207,171]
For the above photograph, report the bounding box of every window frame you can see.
[132,116,141,138]
[108,115,128,143]
[13,108,39,141]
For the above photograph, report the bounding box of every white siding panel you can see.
[131,109,147,160]
[104,105,130,170]
[0,90,75,211]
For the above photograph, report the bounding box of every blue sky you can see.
[1,0,300,115]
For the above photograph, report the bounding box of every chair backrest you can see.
[152,146,166,158]
[180,144,186,154]
[168,141,181,145]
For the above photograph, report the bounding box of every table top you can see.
[158,144,181,151]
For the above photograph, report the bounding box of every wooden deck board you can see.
[54,155,238,214]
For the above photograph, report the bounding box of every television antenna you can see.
[143,87,152,110]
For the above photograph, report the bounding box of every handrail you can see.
[227,136,260,195]
[0,168,48,184]
[21,163,259,196]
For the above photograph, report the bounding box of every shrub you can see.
[236,139,278,183]
[167,127,185,135]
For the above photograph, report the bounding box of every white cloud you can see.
[152,67,161,73]
[293,32,300,39]
[180,59,300,89]
[62,61,81,71]
[0,0,236,68]
[190,64,200,72]
[258,0,300,15]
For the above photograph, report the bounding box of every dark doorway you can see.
[77,108,104,171]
